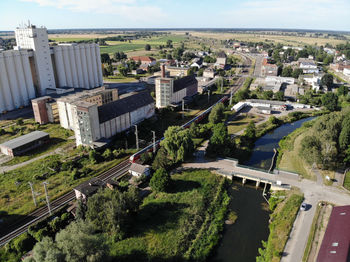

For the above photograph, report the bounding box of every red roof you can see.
[317,205,350,262]
[130,56,155,63]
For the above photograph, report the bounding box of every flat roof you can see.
[317,205,350,262]
[0,131,49,150]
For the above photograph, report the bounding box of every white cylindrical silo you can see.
[53,46,67,88]
[85,44,94,89]
[95,44,103,86]
[13,51,28,105]
[62,46,73,87]
[20,50,36,99]
[90,44,99,87]
[74,45,84,87]
[0,52,15,111]
[4,51,21,108]
[79,45,89,88]
[68,45,79,88]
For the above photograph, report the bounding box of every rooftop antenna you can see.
[28,20,31,27]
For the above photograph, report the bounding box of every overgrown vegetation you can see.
[257,191,304,262]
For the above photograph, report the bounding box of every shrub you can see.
[150,168,171,192]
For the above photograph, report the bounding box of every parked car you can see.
[300,203,307,211]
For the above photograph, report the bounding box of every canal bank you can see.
[212,182,270,262]
[244,116,315,170]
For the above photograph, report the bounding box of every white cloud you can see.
[21,0,166,22]
[221,0,350,30]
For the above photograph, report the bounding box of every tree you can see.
[150,168,171,192]
[208,103,225,124]
[292,68,303,79]
[274,91,284,101]
[244,121,256,141]
[32,237,64,262]
[321,73,334,89]
[106,64,114,76]
[117,65,128,77]
[281,66,293,77]
[55,220,107,262]
[339,116,350,150]
[321,92,338,111]
[86,187,140,237]
[102,148,113,160]
[145,44,151,51]
[100,53,110,64]
[161,126,194,163]
[206,123,233,156]
[166,39,173,48]
[152,147,171,170]
[262,91,274,100]
[337,85,348,97]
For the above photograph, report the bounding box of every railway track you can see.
[0,159,130,247]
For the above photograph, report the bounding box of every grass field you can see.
[109,170,229,261]
[277,126,315,180]
[185,31,349,47]
[227,114,263,134]
[0,154,128,219]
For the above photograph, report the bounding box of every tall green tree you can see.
[321,92,338,111]
[321,73,334,89]
[150,168,171,192]
[161,126,194,163]
[145,44,151,51]
[208,103,225,124]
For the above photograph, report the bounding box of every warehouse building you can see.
[317,205,350,262]
[0,23,103,114]
[56,90,154,147]
[0,131,49,156]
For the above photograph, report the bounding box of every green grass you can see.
[257,191,304,262]
[109,170,229,261]
[103,76,140,83]
[0,154,128,219]
[100,35,186,54]
[227,114,262,135]
[343,171,350,191]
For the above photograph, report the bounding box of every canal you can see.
[212,116,315,262]
[244,117,315,170]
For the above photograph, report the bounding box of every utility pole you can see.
[134,124,139,150]
[221,77,223,93]
[28,182,37,207]
[151,131,156,153]
[230,88,233,106]
[208,90,210,103]
[43,182,51,215]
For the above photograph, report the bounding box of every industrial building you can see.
[155,65,198,108]
[55,90,154,146]
[0,23,103,114]
[317,205,350,262]
[0,131,49,156]
[32,87,118,125]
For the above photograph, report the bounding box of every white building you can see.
[155,75,198,108]
[0,24,103,114]
[298,58,319,74]
[59,91,155,146]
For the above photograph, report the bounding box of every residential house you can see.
[129,163,151,177]
[130,56,156,67]
[203,68,215,79]
[191,58,203,69]
[298,58,319,74]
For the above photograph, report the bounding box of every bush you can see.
[12,232,35,254]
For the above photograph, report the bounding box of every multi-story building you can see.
[0,23,103,114]
[50,89,154,146]
[216,51,227,66]
[261,58,278,76]
[155,69,198,108]
[166,66,189,77]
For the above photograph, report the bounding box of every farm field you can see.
[182,31,349,47]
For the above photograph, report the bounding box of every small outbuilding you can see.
[74,178,106,201]
[129,163,151,177]
[0,131,50,157]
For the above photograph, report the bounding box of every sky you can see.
[1,0,350,31]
